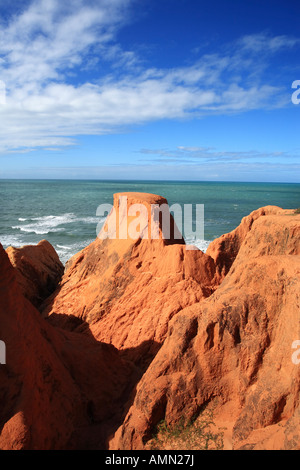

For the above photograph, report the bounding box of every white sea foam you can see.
[12,213,106,235]
[80,216,105,224]
[0,234,25,248]
[12,214,73,234]
[55,239,94,265]
[13,225,64,235]
[184,238,211,253]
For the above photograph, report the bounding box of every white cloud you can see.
[0,2,298,154]
[239,33,300,53]
[0,0,131,87]
[139,145,300,164]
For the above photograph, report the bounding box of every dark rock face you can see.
[6,239,64,308]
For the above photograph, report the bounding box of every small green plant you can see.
[294,208,300,214]
[147,410,225,450]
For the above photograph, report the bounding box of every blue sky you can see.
[0,0,299,182]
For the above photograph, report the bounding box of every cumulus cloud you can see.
[0,1,298,154]
[0,0,129,86]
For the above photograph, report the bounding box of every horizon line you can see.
[0,178,300,185]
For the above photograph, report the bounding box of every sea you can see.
[0,180,299,265]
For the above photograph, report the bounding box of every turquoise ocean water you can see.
[0,180,299,265]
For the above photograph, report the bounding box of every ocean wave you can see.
[12,225,63,235]
[12,213,106,235]
[184,238,211,252]
[0,234,25,248]
[55,239,94,265]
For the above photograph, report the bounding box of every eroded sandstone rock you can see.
[206,205,294,280]
[110,211,300,450]
[2,196,299,451]
[41,193,218,367]
[0,243,136,450]
[6,240,64,308]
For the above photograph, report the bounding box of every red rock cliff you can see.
[6,239,64,308]
[41,193,218,367]
[0,243,136,450]
[1,194,299,451]
[110,210,300,450]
